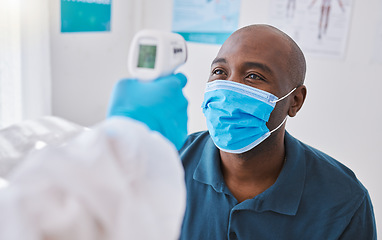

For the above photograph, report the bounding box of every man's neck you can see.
[219,131,286,203]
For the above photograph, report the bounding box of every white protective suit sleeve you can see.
[0,116,84,177]
[0,117,186,240]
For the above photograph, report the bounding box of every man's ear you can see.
[288,85,307,117]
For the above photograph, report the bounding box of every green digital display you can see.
[137,44,157,69]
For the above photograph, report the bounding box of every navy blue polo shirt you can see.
[179,131,376,240]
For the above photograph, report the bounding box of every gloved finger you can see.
[114,78,138,91]
[174,72,187,88]
[153,73,187,90]
[157,73,187,88]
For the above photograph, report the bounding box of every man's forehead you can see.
[215,29,291,67]
[222,26,289,52]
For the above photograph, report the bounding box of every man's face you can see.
[208,26,295,131]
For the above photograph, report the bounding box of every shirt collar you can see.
[193,131,306,216]
[193,137,228,194]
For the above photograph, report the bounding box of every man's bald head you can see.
[209,24,308,159]
[230,24,306,87]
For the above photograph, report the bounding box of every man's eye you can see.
[213,69,225,75]
[247,73,264,81]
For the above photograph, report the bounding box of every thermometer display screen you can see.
[137,44,157,69]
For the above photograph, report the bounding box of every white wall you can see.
[49,0,143,126]
[50,0,381,235]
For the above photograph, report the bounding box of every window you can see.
[0,0,51,129]
[0,0,22,128]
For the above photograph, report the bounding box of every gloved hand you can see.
[107,73,188,150]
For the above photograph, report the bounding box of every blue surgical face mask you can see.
[202,80,296,154]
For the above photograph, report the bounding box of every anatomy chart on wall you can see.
[268,0,353,58]
[172,0,241,45]
[61,0,112,33]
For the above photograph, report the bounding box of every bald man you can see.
[179,25,376,239]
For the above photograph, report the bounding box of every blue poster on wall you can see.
[61,0,112,33]
[172,0,241,45]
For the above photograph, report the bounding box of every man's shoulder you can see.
[299,138,362,186]
[288,133,368,204]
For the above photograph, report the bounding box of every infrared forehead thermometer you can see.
[128,30,187,81]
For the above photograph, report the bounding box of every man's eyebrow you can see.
[211,58,273,75]
[243,62,273,75]
[211,58,227,66]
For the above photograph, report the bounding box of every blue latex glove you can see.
[107,73,188,150]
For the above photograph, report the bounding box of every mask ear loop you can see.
[268,87,297,134]
[269,116,288,134]
[270,87,297,104]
